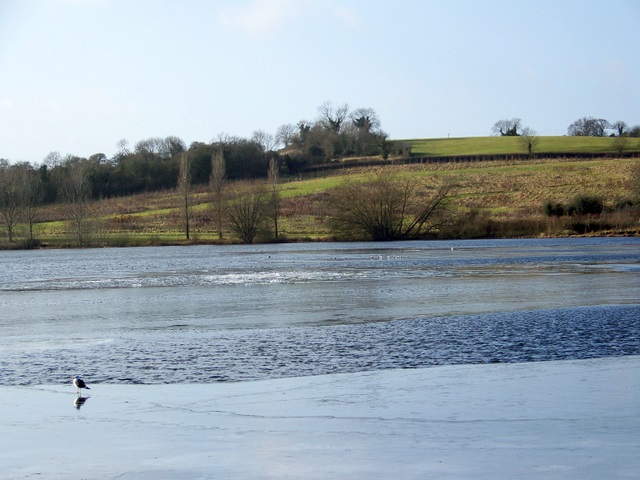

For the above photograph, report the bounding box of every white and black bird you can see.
[72,375,90,395]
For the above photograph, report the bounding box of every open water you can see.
[0,238,639,385]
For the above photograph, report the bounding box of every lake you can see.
[0,237,639,385]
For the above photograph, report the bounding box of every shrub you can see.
[19,238,42,249]
[544,201,565,217]
[567,195,604,216]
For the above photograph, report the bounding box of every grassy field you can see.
[2,138,639,247]
[404,135,640,157]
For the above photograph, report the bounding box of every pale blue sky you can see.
[1,0,639,163]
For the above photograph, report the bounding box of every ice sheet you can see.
[1,356,638,479]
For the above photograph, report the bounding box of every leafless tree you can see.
[58,156,92,246]
[177,152,191,240]
[0,161,21,242]
[43,151,62,169]
[227,184,267,244]
[329,176,453,241]
[611,120,628,136]
[567,117,610,137]
[350,107,381,133]
[135,137,166,159]
[164,136,186,158]
[628,125,640,137]
[116,138,131,156]
[252,130,277,152]
[275,123,296,149]
[267,156,281,240]
[518,128,540,155]
[318,102,349,133]
[209,149,226,239]
[613,135,629,156]
[492,118,522,136]
[15,162,42,240]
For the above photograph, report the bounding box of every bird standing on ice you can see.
[72,375,90,395]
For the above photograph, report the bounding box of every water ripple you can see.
[2,304,638,386]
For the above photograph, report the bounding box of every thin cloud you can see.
[218,0,302,36]
[217,0,359,36]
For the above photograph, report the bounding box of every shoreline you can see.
[1,231,639,251]
[1,356,638,479]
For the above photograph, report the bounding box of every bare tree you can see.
[613,135,629,156]
[267,156,281,240]
[318,102,349,133]
[164,136,186,158]
[628,125,640,137]
[58,156,92,246]
[252,130,277,152]
[209,149,226,239]
[43,151,62,169]
[116,138,131,156]
[135,137,167,159]
[567,117,610,137]
[275,123,296,149]
[0,161,21,242]
[177,152,191,240]
[329,177,453,241]
[227,185,267,244]
[611,120,628,136]
[518,128,540,155]
[350,107,381,133]
[492,118,522,136]
[15,162,42,241]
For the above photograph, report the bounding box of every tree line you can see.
[493,117,640,138]
[5,102,395,204]
[492,116,640,156]
[1,102,444,245]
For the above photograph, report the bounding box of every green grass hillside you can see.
[2,138,639,248]
[405,136,640,157]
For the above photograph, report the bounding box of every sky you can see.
[1,0,639,164]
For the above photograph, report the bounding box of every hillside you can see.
[20,150,639,247]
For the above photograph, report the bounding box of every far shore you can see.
[1,230,639,251]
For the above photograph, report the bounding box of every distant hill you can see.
[403,135,640,157]
[2,137,639,248]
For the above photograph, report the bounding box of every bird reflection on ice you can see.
[74,395,89,410]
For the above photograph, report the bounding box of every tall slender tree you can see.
[0,161,21,242]
[267,156,281,240]
[177,152,191,240]
[209,149,226,239]
[16,162,42,241]
[58,157,92,246]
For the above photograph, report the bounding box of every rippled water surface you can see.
[1,238,639,385]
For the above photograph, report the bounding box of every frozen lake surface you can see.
[0,237,639,385]
[1,356,638,479]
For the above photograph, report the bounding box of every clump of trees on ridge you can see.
[492,116,640,156]
[4,102,398,204]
